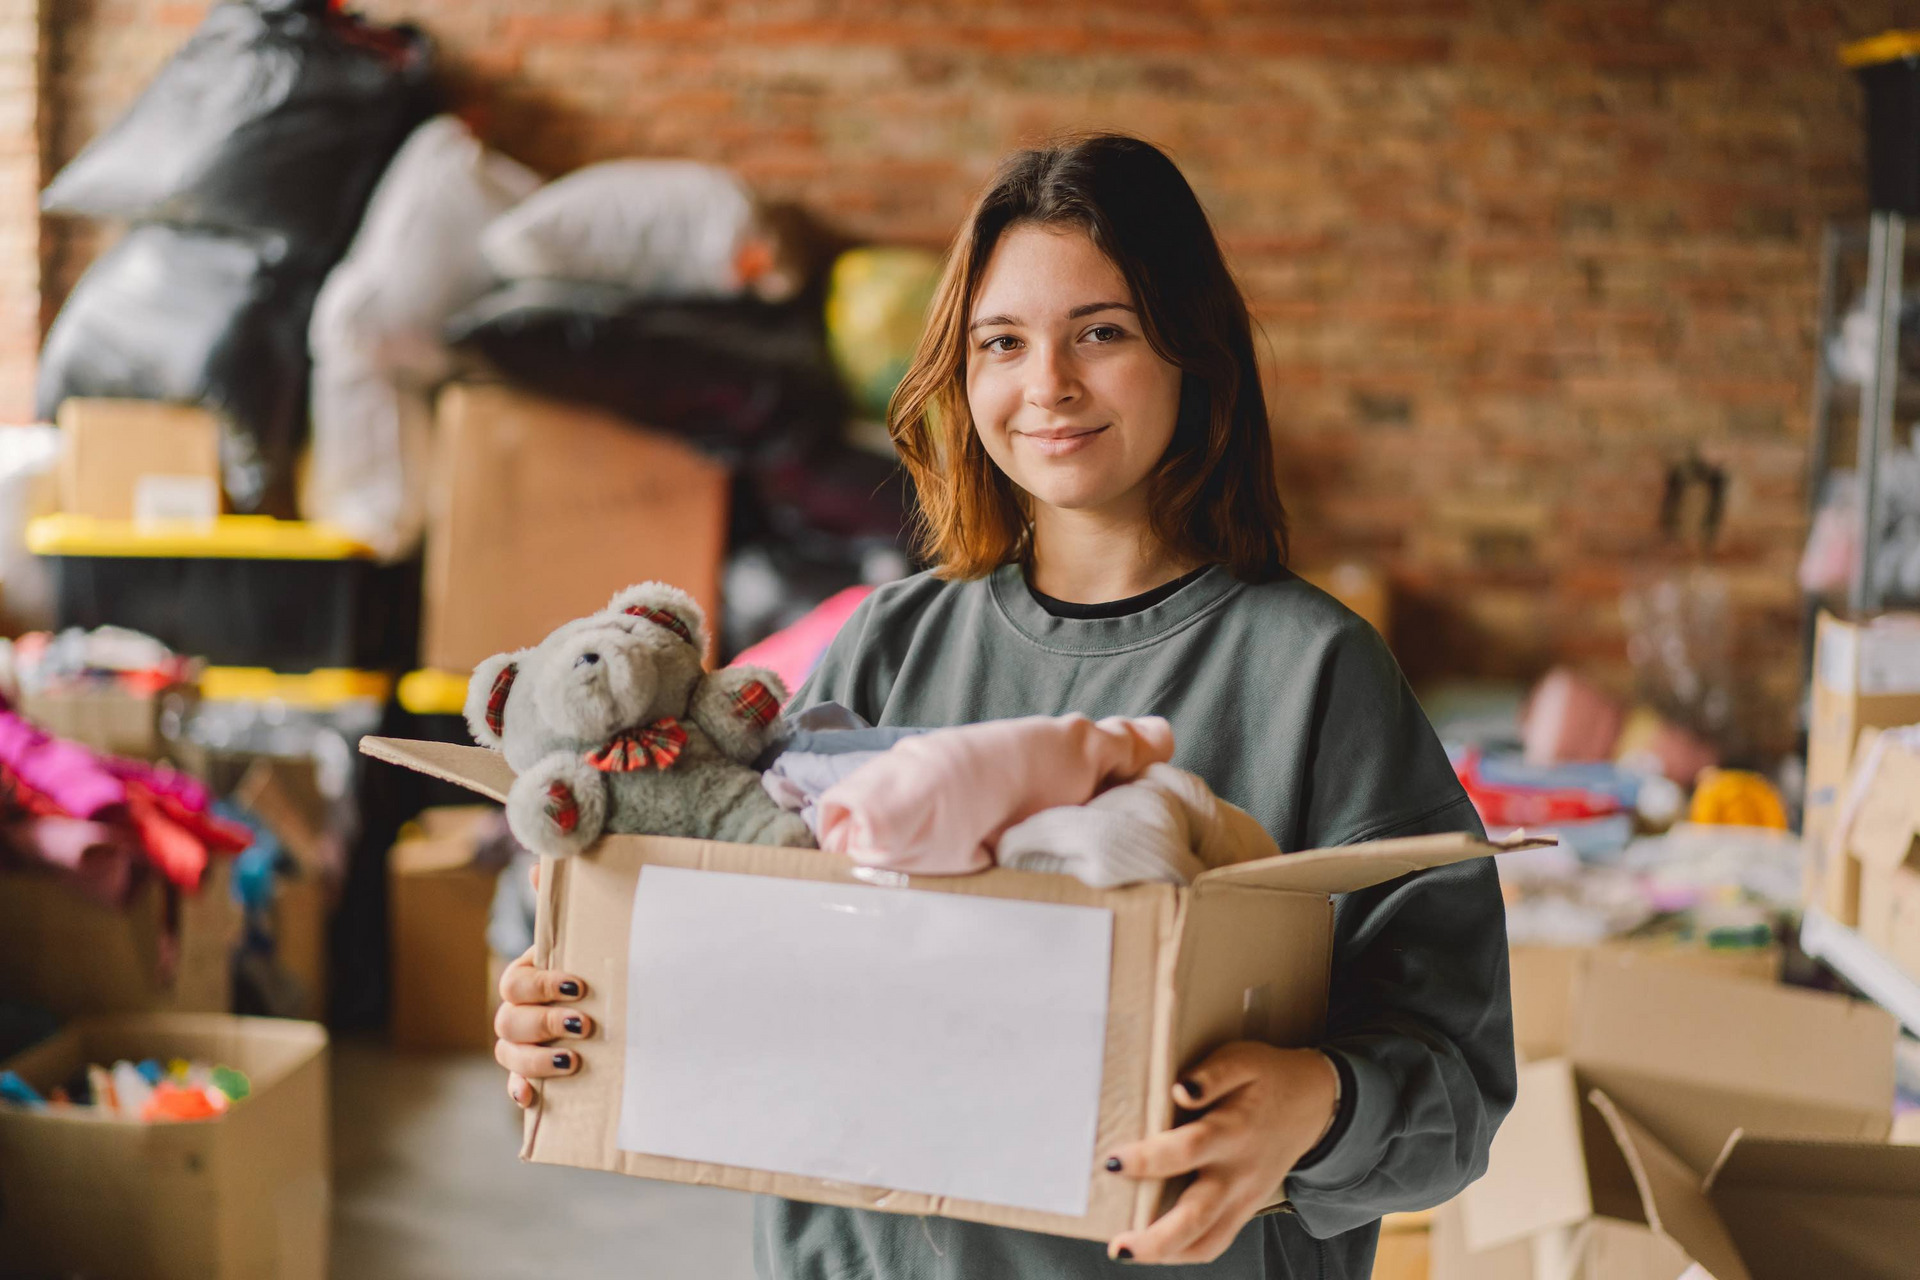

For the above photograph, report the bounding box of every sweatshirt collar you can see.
[986,562,1243,655]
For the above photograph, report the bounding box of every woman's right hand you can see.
[494,932,593,1108]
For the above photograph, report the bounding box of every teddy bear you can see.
[462,581,814,857]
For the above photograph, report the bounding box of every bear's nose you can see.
[575,652,601,668]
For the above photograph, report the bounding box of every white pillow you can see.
[479,159,765,299]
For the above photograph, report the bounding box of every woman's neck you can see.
[1025,503,1200,605]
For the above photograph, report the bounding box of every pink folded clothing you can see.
[815,713,1176,875]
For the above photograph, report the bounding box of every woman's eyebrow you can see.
[968,301,1136,331]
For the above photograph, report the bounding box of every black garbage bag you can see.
[444,278,848,461]
[41,0,433,265]
[742,440,914,547]
[36,224,320,515]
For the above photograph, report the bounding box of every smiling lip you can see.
[1017,424,1108,457]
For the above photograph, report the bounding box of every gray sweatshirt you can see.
[754,563,1513,1280]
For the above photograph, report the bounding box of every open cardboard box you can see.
[1436,1079,1920,1280]
[0,1013,330,1280]
[363,736,1547,1241]
[1435,951,1900,1280]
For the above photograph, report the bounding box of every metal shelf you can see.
[1800,906,1920,1036]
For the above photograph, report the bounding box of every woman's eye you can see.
[1085,325,1121,343]
[982,335,1020,353]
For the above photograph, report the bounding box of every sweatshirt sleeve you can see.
[1280,621,1516,1237]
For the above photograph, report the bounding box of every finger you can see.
[493,1001,593,1045]
[1105,1114,1231,1180]
[1173,1042,1272,1109]
[494,1039,582,1079]
[1109,1174,1229,1264]
[507,1072,534,1108]
[498,960,585,1006]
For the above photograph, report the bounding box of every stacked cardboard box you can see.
[421,384,729,675]
[1845,729,1920,984]
[56,398,222,523]
[1432,951,1909,1279]
[0,1014,330,1280]
[1805,611,1920,924]
[389,805,509,1051]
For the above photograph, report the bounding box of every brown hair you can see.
[889,133,1288,581]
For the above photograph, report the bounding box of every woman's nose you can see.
[1024,343,1080,408]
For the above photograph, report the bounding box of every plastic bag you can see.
[309,115,541,378]
[444,278,846,459]
[40,0,432,264]
[824,247,942,420]
[304,115,540,558]
[36,224,317,515]
[480,159,798,301]
[301,359,433,560]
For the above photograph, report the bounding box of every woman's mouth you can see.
[1017,425,1108,457]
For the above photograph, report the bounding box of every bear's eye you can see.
[576,652,601,667]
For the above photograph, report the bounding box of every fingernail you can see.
[552,1051,572,1069]
[559,980,581,997]
[1104,1156,1123,1173]
[1178,1078,1201,1101]
[564,1016,583,1035]
[1117,1247,1133,1261]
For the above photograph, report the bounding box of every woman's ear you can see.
[464,651,523,750]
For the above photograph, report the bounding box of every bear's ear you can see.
[464,651,522,750]
[605,581,709,656]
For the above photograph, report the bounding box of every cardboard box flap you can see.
[1704,1132,1920,1280]
[1587,1088,1753,1280]
[1566,952,1897,1171]
[1847,738,1920,872]
[1191,831,1554,897]
[1459,1058,1595,1252]
[361,737,512,804]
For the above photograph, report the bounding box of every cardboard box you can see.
[0,1013,329,1280]
[363,735,1544,1242]
[0,857,241,1017]
[1804,611,1920,924]
[18,679,198,761]
[1439,1084,1920,1280]
[1509,941,1780,1064]
[1435,951,1898,1280]
[389,804,507,1052]
[57,398,222,522]
[422,383,729,675]
[235,758,342,1022]
[1845,729,1920,982]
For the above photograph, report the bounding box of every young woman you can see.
[493,133,1514,1277]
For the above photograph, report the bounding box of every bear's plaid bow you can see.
[587,718,689,772]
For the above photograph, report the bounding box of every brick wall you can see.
[26,1,1914,746]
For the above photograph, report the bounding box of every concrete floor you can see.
[331,1039,756,1280]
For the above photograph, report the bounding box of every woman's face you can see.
[965,223,1183,517]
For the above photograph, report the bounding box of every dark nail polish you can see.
[1117,1247,1133,1261]
[1178,1078,1201,1100]
[564,1016,583,1035]
[552,1052,572,1069]
[559,980,581,997]
[1104,1156,1123,1173]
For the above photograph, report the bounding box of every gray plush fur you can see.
[463,581,814,858]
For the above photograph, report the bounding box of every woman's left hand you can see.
[1103,1042,1340,1265]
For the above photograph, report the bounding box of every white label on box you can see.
[132,474,219,525]
[617,866,1113,1217]
[1858,627,1920,695]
